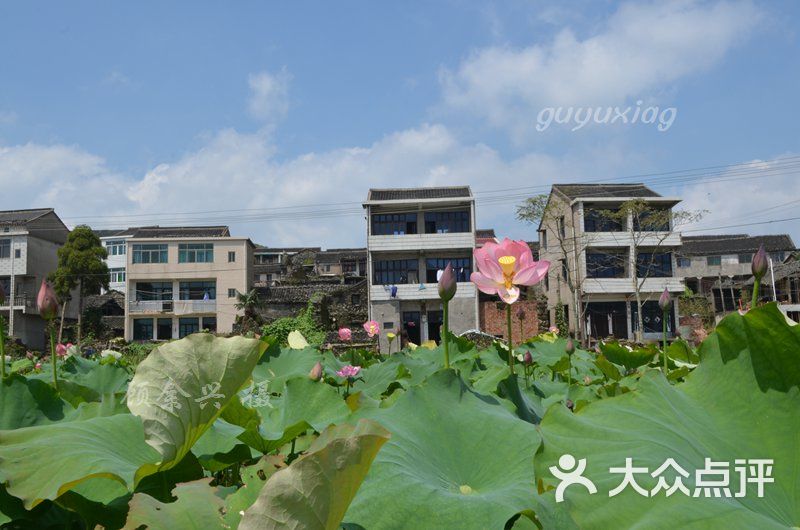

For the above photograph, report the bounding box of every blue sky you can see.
[1,1,799,246]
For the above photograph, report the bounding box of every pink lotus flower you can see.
[336,365,362,378]
[363,320,380,338]
[549,326,559,334]
[56,343,73,358]
[338,327,352,341]
[36,280,59,320]
[35,362,42,370]
[470,238,549,304]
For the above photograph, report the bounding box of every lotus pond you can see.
[0,303,797,529]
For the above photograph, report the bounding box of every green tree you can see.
[50,225,109,346]
[234,288,265,333]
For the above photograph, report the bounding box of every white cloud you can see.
[440,0,761,138]
[247,69,291,123]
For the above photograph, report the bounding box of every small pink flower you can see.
[363,320,380,338]
[35,362,42,370]
[470,237,550,304]
[336,365,362,378]
[338,327,352,341]
[56,343,68,357]
[549,326,558,334]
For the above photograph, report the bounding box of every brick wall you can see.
[480,300,540,342]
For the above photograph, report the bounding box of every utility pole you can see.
[8,239,15,338]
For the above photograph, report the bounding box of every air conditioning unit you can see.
[162,301,173,312]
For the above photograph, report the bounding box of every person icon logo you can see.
[549,454,598,502]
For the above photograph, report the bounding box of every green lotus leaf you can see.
[61,356,131,396]
[253,346,323,393]
[126,334,265,467]
[345,370,541,529]
[0,374,66,429]
[597,341,657,370]
[0,414,160,509]
[535,304,800,529]
[240,419,390,530]
[223,456,282,529]
[123,478,227,530]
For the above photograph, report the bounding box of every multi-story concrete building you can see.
[95,228,139,293]
[364,187,479,351]
[0,209,78,349]
[252,246,320,286]
[124,226,253,340]
[538,184,684,342]
[676,234,796,313]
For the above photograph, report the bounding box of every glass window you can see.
[633,209,671,231]
[373,259,418,285]
[132,244,168,264]
[770,251,785,263]
[228,251,236,263]
[179,281,216,300]
[135,282,173,301]
[178,243,214,263]
[109,268,126,283]
[706,255,721,266]
[0,239,9,259]
[677,257,691,268]
[637,252,673,278]
[631,301,674,334]
[586,251,627,278]
[228,288,237,298]
[179,317,200,338]
[540,231,547,250]
[425,257,471,283]
[106,240,126,255]
[583,209,623,232]
[157,318,172,340]
[371,213,417,235]
[202,316,217,333]
[423,210,470,234]
[133,318,153,340]
[738,253,752,264]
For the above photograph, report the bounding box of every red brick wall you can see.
[480,300,540,342]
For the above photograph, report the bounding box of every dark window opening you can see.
[586,251,627,278]
[157,318,172,340]
[133,318,153,341]
[371,213,418,235]
[179,317,200,338]
[425,257,471,283]
[135,282,173,301]
[636,252,673,278]
[583,209,623,232]
[424,210,470,234]
[179,281,216,300]
[373,259,418,285]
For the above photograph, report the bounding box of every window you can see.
[109,268,126,283]
[770,251,786,263]
[540,231,547,250]
[373,259,418,285]
[178,243,214,263]
[133,318,154,341]
[706,255,721,266]
[14,248,20,258]
[0,239,9,259]
[423,210,470,234]
[738,253,752,264]
[202,316,217,333]
[586,250,627,278]
[228,251,236,263]
[637,252,673,278]
[425,257,471,283]
[106,240,126,256]
[583,209,622,232]
[0,278,10,299]
[558,216,566,238]
[633,209,671,231]
[157,318,172,340]
[179,281,216,300]
[677,257,691,268]
[228,288,237,298]
[135,282,173,301]
[351,294,360,305]
[631,301,674,334]
[132,244,168,264]
[561,259,569,280]
[179,317,200,338]
[371,213,417,235]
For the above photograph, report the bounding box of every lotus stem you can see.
[49,323,57,389]
[443,300,450,369]
[751,279,760,309]
[662,309,668,371]
[506,304,514,374]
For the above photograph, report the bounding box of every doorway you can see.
[586,302,628,339]
[402,311,421,346]
[427,310,443,344]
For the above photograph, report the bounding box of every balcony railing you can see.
[129,299,216,314]
[0,294,36,311]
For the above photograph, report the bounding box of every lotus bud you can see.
[752,244,768,280]
[338,327,352,341]
[0,281,5,305]
[437,262,457,302]
[309,361,323,381]
[516,307,526,321]
[523,351,533,366]
[36,280,59,321]
[565,338,575,356]
[658,288,671,312]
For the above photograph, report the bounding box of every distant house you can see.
[363,186,479,351]
[94,227,140,293]
[677,234,796,313]
[314,248,367,280]
[252,246,321,286]
[83,290,125,338]
[0,208,79,349]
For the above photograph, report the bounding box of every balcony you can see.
[368,232,475,252]
[129,299,216,314]
[0,294,36,313]
[370,282,476,301]
[582,277,684,295]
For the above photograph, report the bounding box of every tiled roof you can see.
[476,228,496,239]
[93,227,140,238]
[131,226,231,238]
[552,183,660,200]
[368,186,472,201]
[0,208,53,225]
[316,248,367,263]
[681,234,795,256]
[254,245,321,253]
